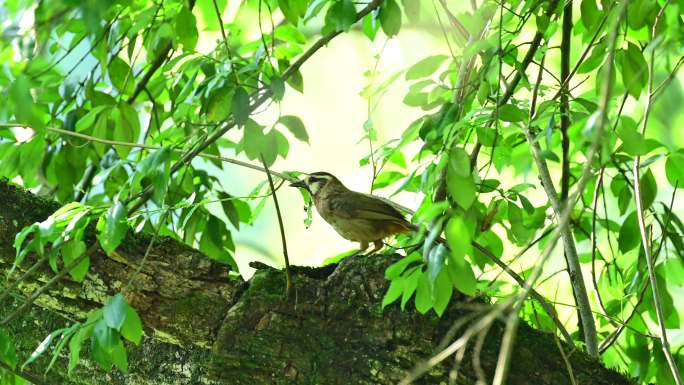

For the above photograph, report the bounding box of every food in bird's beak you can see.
[289,180,307,188]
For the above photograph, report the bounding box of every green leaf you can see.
[507,202,533,244]
[498,104,527,122]
[405,55,448,80]
[109,337,128,373]
[379,0,402,37]
[580,0,600,29]
[473,231,503,268]
[98,202,128,256]
[427,243,447,284]
[176,6,199,51]
[638,168,657,210]
[446,251,477,296]
[414,271,432,314]
[287,70,304,93]
[13,223,38,271]
[617,122,650,155]
[108,57,134,95]
[232,87,250,126]
[477,124,496,146]
[75,105,108,132]
[242,120,279,166]
[90,319,116,370]
[132,147,171,206]
[279,0,308,25]
[385,252,421,279]
[111,104,140,159]
[270,76,285,102]
[400,267,420,309]
[278,115,309,143]
[9,75,37,127]
[373,171,404,189]
[273,128,290,158]
[578,38,608,74]
[446,148,476,209]
[617,43,648,99]
[219,192,241,229]
[45,324,79,375]
[325,0,357,32]
[206,86,234,122]
[618,211,640,254]
[432,269,453,316]
[0,329,18,368]
[382,275,405,309]
[362,11,380,40]
[68,323,92,375]
[62,240,89,282]
[121,305,143,345]
[104,294,127,331]
[665,152,684,188]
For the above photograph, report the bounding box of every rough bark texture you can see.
[0,180,637,385]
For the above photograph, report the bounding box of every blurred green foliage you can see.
[0,0,683,384]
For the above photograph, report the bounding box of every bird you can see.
[289,172,416,254]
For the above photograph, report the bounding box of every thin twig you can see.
[0,123,297,182]
[472,242,573,345]
[123,210,169,293]
[590,168,615,324]
[491,5,629,382]
[631,2,682,382]
[554,332,578,385]
[127,0,385,213]
[212,0,231,54]
[0,255,48,305]
[1,244,96,327]
[261,155,293,297]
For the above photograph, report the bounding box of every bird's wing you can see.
[328,191,409,223]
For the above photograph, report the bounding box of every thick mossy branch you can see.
[212,257,635,385]
[0,180,239,347]
[0,180,636,384]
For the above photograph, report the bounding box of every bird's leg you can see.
[350,241,370,257]
[369,240,384,255]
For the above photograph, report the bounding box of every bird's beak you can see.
[289,179,307,189]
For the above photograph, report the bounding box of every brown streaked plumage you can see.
[290,172,416,254]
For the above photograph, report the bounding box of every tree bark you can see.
[0,180,636,385]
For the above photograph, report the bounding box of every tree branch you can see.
[559,0,572,204]
[260,155,293,297]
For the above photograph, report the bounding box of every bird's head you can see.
[289,172,343,196]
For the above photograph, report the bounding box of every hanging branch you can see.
[260,155,293,297]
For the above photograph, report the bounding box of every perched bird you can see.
[290,172,416,254]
